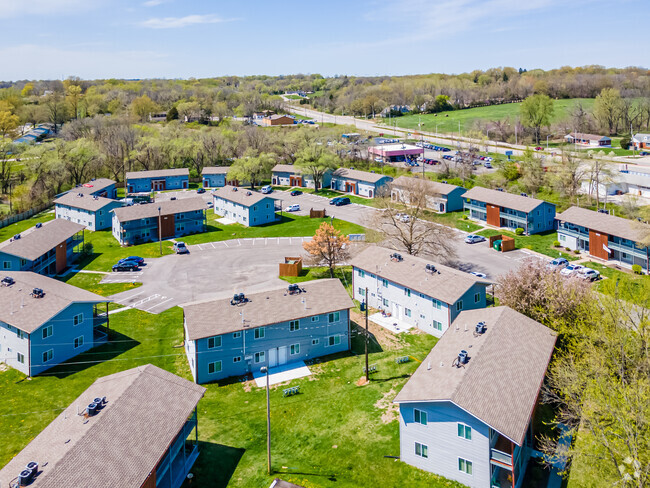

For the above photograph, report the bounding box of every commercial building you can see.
[462,187,556,234]
[394,306,557,488]
[330,168,393,198]
[111,197,206,246]
[54,192,123,231]
[213,186,279,227]
[0,219,85,276]
[350,247,490,337]
[556,206,650,271]
[183,279,354,383]
[0,271,110,376]
[271,164,332,189]
[391,176,466,213]
[0,364,206,488]
[126,168,190,193]
[369,143,424,163]
[564,132,612,147]
[261,115,295,126]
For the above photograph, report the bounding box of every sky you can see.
[0,0,647,81]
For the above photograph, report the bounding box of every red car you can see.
[535,146,543,151]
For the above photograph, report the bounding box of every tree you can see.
[166,106,179,121]
[594,88,623,135]
[620,135,631,150]
[373,177,458,259]
[66,84,83,119]
[60,139,102,186]
[553,151,587,203]
[21,83,34,98]
[520,94,554,144]
[176,101,202,122]
[44,92,68,133]
[130,95,158,123]
[0,141,16,193]
[585,156,613,207]
[302,222,350,278]
[19,104,46,131]
[518,147,546,196]
[294,144,338,192]
[0,111,20,139]
[227,151,274,188]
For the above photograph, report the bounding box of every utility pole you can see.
[364,287,369,382]
[158,206,162,255]
[260,366,271,475]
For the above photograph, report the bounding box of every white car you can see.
[285,204,300,212]
[470,271,487,278]
[560,264,584,277]
[578,268,601,281]
[395,213,410,223]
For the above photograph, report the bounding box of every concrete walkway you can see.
[253,361,311,387]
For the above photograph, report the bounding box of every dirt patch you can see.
[375,388,399,424]
[357,377,369,386]
[241,378,254,392]
[0,363,8,372]
[351,310,403,351]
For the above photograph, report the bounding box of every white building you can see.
[54,192,123,231]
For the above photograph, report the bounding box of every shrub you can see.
[515,227,524,235]
[632,264,642,274]
[553,240,561,247]
[82,242,94,256]
[574,249,580,254]
[566,247,572,251]
[462,215,468,220]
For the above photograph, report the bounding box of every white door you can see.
[268,348,277,368]
[278,346,288,366]
[392,302,401,320]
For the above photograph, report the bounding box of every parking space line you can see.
[116,290,145,304]
[145,297,174,311]
[210,242,216,249]
[223,241,229,247]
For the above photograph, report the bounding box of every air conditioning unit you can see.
[475,321,486,334]
[425,264,437,274]
[458,350,469,365]
[31,288,45,298]
[1,276,15,286]
[231,293,247,305]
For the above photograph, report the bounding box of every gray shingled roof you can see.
[112,197,206,223]
[213,186,277,208]
[0,364,205,488]
[0,219,85,261]
[461,186,547,213]
[393,306,557,446]
[565,132,611,142]
[183,279,354,341]
[54,192,121,212]
[349,246,490,305]
[0,271,108,333]
[557,206,647,243]
[125,168,189,179]
[392,176,462,196]
[74,178,116,195]
[272,164,299,174]
[332,168,391,184]
[202,166,230,175]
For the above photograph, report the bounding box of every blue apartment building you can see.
[213,186,279,227]
[0,364,206,488]
[183,279,354,384]
[126,168,190,193]
[394,307,557,488]
[111,197,206,246]
[201,166,230,188]
[271,164,333,189]
[391,176,466,213]
[55,192,123,231]
[462,186,556,234]
[0,219,85,276]
[72,178,117,199]
[330,168,393,198]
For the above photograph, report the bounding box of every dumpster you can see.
[493,239,502,251]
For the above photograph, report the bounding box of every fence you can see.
[0,202,53,230]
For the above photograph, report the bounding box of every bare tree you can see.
[552,151,587,203]
[585,156,614,207]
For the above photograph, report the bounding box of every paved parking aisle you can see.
[100,271,144,283]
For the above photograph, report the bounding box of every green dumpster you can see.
[493,239,502,251]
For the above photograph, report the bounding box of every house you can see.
[261,115,295,126]
[393,306,557,488]
[271,164,332,189]
[54,192,123,231]
[350,247,490,337]
[111,197,207,246]
[72,178,117,199]
[0,219,85,276]
[556,206,650,272]
[0,271,110,376]
[564,132,612,147]
[369,143,424,163]
[213,186,279,227]
[126,168,189,193]
[380,105,411,117]
[0,364,206,488]
[183,279,354,384]
[330,168,393,198]
[201,166,240,188]
[391,176,466,213]
[631,133,650,150]
[148,111,168,122]
[462,187,556,234]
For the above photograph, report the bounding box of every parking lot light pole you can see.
[158,206,162,255]
[260,366,271,475]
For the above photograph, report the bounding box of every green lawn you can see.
[424,210,482,233]
[58,271,142,296]
[476,228,578,260]
[0,209,55,240]
[582,261,650,305]
[284,94,303,100]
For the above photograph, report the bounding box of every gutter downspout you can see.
[27,332,31,378]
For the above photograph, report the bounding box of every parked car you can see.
[470,271,487,278]
[118,256,144,265]
[290,190,303,196]
[578,268,600,281]
[260,185,273,194]
[112,261,139,272]
[173,242,189,254]
[547,257,569,270]
[334,197,350,206]
[329,197,342,205]
[207,201,213,208]
[170,196,177,200]
[465,234,486,244]
[560,264,584,277]
[285,204,300,212]
[396,213,410,223]
[483,162,493,169]
[196,188,206,194]
[535,146,543,151]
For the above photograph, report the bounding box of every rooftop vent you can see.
[77,193,84,197]
[425,263,438,274]
[287,283,304,295]
[13,234,21,240]
[31,288,45,299]
[35,223,42,229]
[230,293,248,305]
[246,191,252,196]
[520,192,528,197]
[1,276,15,286]
[390,253,403,262]
[475,321,486,335]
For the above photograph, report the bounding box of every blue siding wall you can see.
[446,187,467,212]
[112,210,206,245]
[202,174,226,188]
[127,175,189,192]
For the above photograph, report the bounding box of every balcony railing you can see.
[93,313,109,327]
[490,448,513,467]
[93,327,108,345]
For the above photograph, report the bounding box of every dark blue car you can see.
[119,256,144,265]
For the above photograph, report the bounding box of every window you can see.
[73,313,83,326]
[290,343,300,355]
[254,351,265,363]
[474,293,480,303]
[312,339,319,345]
[382,298,389,307]
[17,352,24,364]
[328,312,340,323]
[358,269,365,278]
[254,327,265,339]
[433,320,443,331]
[253,206,258,211]
[382,278,388,288]
[208,361,222,374]
[233,331,242,339]
[432,299,442,310]
[3,261,10,269]
[233,356,242,363]
[42,325,53,339]
[207,336,222,349]
[358,287,365,297]
[405,308,412,317]
[16,329,26,340]
[42,349,53,363]
[74,336,84,349]
[327,335,341,347]
[290,320,300,331]
[20,259,26,267]
[458,423,472,440]
[456,301,463,311]
[404,288,411,297]
[420,313,426,319]
[414,409,427,425]
[311,316,319,322]
[415,442,428,458]
[458,458,473,475]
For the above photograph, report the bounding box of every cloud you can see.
[0,0,101,18]
[142,0,168,6]
[140,14,232,29]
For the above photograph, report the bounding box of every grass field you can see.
[390,98,596,134]
[582,261,650,305]
[0,209,55,240]
[475,228,578,260]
